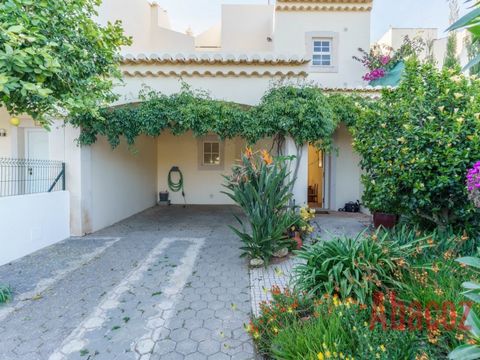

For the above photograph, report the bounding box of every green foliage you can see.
[353,59,480,231]
[246,286,314,357]
[327,93,367,128]
[71,84,343,149]
[0,0,131,124]
[293,230,422,304]
[0,284,12,303]
[450,256,480,359]
[222,150,294,262]
[383,225,478,259]
[253,85,336,147]
[271,298,421,360]
[444,33,460,70]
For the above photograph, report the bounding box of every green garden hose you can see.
[168,166,186,207]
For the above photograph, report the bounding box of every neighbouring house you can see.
[376,27,471,70]
[0,0,375,261]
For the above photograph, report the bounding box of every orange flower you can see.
[261,150,273,165]
[244,147,253,158]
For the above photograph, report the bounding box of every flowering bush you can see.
[353,36,424,82]
[467,161,480,208]
[223,149,295,262]
[353,59,480,231]
[246,286,314,356]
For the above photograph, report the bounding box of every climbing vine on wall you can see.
[69,84,365,149]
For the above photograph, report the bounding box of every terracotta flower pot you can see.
[373,212,399,229]
[293,232,303,250]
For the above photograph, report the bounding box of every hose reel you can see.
[168,166,186,207]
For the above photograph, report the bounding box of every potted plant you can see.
[360,182,400,229]
[286,206,316,249]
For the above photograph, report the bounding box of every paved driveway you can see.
[0,206,254,360]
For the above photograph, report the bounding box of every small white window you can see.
[203,141,221,165]
[312,39,332,66]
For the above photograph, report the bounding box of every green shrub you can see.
[353,59,480,232]
[246,286,314,357]
[223,150,295,262]
[383,225,478,259]
[293,230,423,304]
[271,296,425,360]
[0,285,12,303]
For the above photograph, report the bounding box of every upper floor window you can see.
[312,39,332,66]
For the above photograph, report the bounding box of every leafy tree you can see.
[0,0,130,124]
[353,59,480,232]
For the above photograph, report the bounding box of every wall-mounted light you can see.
[0,128,6,137]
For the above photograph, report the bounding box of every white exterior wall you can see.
[0,191,70,266]
[157,132,273,205]
[330,124,362,210]
[88,136,157,233]
[274,10,370,88]
[221,5,274,52]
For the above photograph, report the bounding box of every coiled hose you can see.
[168,166,186,207]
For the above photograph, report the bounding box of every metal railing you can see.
[0,158,66,197]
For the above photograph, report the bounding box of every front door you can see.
[25,129,50,194]
[308,145,324,209]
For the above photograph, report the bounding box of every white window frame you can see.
[197,135,225,171]
[312,39,332,66]
[306,31,339,73]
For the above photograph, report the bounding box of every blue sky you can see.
[156,0,469,41]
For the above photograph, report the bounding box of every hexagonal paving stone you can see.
[153,339,176,355]
[190,300,208,311]
[185,353,208,360]
[198,339,221,356]
[208,352,231,360]
[196,309,215,320]
[190,328,212,342]
[175,339,198,355]
[170,328,190,342]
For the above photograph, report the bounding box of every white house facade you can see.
[0,0,373,243]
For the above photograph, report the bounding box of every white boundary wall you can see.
[0,191,70,266]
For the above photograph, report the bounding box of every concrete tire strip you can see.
[0,237,121,323]
[49,237,204,360]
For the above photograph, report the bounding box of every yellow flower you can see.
[379,345,386,352]
[253,331,260,339]
[318,353,325,360]
[325,351,331,358]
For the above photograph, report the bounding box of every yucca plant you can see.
[0,285,12,303]
[223,149,295,263]
[293,230,425,304]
